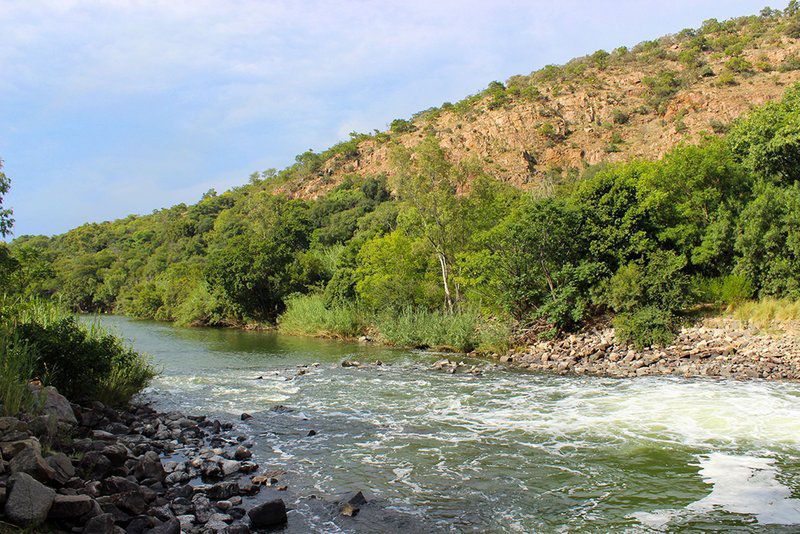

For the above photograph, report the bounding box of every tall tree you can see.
[390,137,463,313]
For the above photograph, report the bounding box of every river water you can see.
[94,315,800,532]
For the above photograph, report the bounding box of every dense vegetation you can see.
[0,160,156,414]
[6,80,800,351]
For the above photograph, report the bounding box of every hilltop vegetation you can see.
[3,5,800,351]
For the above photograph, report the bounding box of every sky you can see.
[0,0,775,237]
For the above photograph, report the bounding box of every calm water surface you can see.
[92,315,800,533]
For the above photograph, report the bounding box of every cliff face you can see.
[273,13,800,198]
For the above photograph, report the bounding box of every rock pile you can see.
[0,386,289,533]
[508,323,800,380]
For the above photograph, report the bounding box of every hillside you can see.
[267,9,800,198]
[4,6,800,352]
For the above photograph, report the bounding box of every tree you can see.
[0,159,13,238]
[390,137,463,313]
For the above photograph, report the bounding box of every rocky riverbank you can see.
[498,319,800,380]
[0,385,387,533]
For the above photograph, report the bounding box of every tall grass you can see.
[0,324,36,416]
[731,298,800,330]
[278,294,365,339]
[0,297,157,406]
[374,308,510,353]
[278,295,511,353]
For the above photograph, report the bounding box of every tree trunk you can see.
[438,252,454,314]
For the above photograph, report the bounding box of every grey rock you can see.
[222,524,250,534]
[46,452,76,485]
[83,512,116,534]
[0,417,29,442]
[49,493,95,519]
[145,517,180,534]
[232,446,251,461]
[247,499,287,529]
[220,459,240,476]
[0,437,41,460]
[9,445,57,482]
[207,481,238,500]
[4,472,56,527]
[29,384,78,425]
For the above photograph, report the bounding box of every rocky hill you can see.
[267,9,800,198]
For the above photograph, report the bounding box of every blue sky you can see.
[0,0,774,237]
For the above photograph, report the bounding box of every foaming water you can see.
[91,315,800,532]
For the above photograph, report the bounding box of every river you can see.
[93,315,800,532]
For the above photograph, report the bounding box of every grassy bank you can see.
[0,298,157,413]
[730,298,800,332]
[277,294,510,353]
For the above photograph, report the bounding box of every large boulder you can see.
[4,472,56,527]
[29,384,78,425]
[247,499,287,528]
[134,451,166,481]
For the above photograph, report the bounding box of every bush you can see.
[390,119,416,134]
[605,251,691,314]
[614,306,677,348]
[696,274,754,307]
[612,109,630,124]
[0,299,156,405]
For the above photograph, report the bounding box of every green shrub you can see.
[605,251,691,314]
[696,274,754,307]
[1,299,156,405]
[612,109,630,124]
[390,119,416,134]
[614,306,677,348]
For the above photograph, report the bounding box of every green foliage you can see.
[390,119,416,134]
[0,159,12,238]
[0,323,36,416]
[0,298,155,404]
[734,183,800,298]
[612,109,630,125]
[642,70,682,112]
[614,306,677,348]
[605,250,691,314]
[728,85,800,181]
[696,274,754,307]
